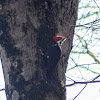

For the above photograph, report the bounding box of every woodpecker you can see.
[46,35,67,80]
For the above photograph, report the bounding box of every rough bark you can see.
[0,0,79,100]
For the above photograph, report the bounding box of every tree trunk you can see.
[0,0,79,100]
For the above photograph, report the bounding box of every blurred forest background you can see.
[66,0,100,100]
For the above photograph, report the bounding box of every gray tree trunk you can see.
[0,0,79,100]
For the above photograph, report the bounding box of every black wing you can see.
[46,44,61,80]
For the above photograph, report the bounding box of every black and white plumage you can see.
[45,35,67,80]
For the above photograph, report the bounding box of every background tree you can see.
[66,0,100,99]
[0,0,79,100]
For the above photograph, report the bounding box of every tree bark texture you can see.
[0,0,79,100]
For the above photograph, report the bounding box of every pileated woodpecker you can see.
[46,35,67,80]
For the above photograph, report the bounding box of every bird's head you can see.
[53,35,67,45]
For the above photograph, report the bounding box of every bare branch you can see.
[93,0,100,11]
[66,75,100,87]
[84,44,100,64]
[73,84,87,100]
[75,33,100,64]
[0,88,5,91]
[63,19,100,28]
[76,19,100,27]
[92,74,100,81]
[66,80,100,87]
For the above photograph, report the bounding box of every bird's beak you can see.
[60,37,67,45]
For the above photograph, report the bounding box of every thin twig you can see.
[92,74,100,81]
[93,0,100,11]
[0,88,5,91]
[69,19,100,27]
[75,34,100,64]
[66,75,100,87]
[66,80,100,86]
[73,84,87,100]
[84,43,100,64]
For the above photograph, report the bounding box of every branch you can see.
[92,74,100,80]
[66,80,100,87]
[65,19,100,28]
[0,88,5,91]
[67,64,100,74]
[66,75,100,87]
[87,49,100,64]
[93,0,100,11]
[72,75,100,100]
[84,44,100,64]
[76,18,100,27]
[75,34,100,64]
[73,84,87,100]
